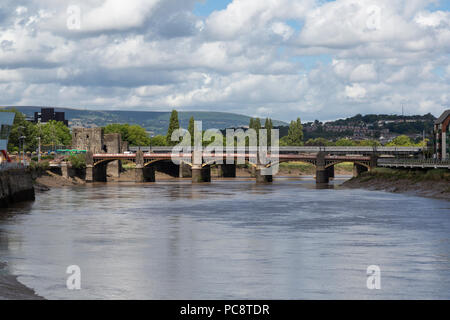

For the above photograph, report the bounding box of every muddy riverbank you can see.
[342,168,450,201]
[0,262,44,300]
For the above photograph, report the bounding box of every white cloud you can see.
[345,83,367,100]
[271,22,294,40]
[0,0,448,122]
[81,0,160,32]
[350,64,377,82]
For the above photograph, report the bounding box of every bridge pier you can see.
[135,166,144,183]
[255,166,273,183]
[217,164,236,178]
[135,166,155,182]
[85,151,107,182]
[316,169,329,184]
[90,164,107,182]
[316,152,329,184]
[61,162,70,179]
[192,165,211,183]
[353,164,368,177]
[179,162,192,178]
[134,150,155,182]
[326,165,335,180]
[107,161,121,178]
[85,151,94,182]
[249,165,257,177]
[86,165,94,183]
[370,155,378,172]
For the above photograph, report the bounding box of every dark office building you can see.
[34,108,69,126]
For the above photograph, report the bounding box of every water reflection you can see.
[0,179,449,299]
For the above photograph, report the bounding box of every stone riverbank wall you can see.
[0,169,35,208]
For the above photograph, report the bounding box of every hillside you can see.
[300,113,436,141]
[2,106,287,135]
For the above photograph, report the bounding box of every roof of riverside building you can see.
[435,109,450,125]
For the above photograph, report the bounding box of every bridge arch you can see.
[92,158,119,166]
[266,159,317,168]
[324,160,371,170]
[143,159,166,167]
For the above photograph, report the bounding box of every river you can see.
[1,177,449,299]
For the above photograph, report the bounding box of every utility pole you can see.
[19,135,26,165]
[423,129,426,159]
[38,136,41,162]
[37,123,42,162]
[18,126,25,165]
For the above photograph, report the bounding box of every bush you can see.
[69,154,86,169]
[29,160,50,171]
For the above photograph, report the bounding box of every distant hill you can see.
[1,106,287,135]
[298,113,437,141]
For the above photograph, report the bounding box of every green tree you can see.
[69,153,86,169]
[104,123,151,146]
[254,117,261,142]
[335,138,356,146]
[386,135,415,146]
[127,125,151,146]
[357,139,381,147]
[1,109,37,152]
[279,136,290,146]
[150,135,167,146]
[264,118,273,146]
[104,123,130,141]
[187,116,195,146]
[305,137,330,146]
[285,118,304,146]
[41,120,72,148]
[249,118,255,130]
[166,109,180,146]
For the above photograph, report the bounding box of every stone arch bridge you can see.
[83,146,415,184]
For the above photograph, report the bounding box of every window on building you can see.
[0,124,12,140]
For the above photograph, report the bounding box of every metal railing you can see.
[378,158,450,168]
[0,162,27,171]
[130,146,425,154]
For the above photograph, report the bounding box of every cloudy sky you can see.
[0,0,449,121]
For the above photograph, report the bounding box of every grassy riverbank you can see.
[278,162,353,176]
[342,168,450,201]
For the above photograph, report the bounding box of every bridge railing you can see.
[130,146,425,154]
[0,162,27,171]
[378,158,450,166]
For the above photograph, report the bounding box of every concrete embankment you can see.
[342,168,450,201]
[0,169,35,208]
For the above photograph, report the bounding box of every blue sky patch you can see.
[194,0,232,16]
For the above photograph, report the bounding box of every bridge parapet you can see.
[378,158,450,169]
[130,146,425,156]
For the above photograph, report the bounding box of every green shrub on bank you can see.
[122,162,136,170]
[29,161,50,171]
[69,154,86,169]
[30,155,54,162]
